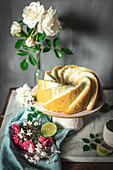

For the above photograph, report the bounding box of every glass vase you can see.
[34,53,44,85]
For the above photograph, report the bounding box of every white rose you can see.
[22,1,46,28]
[10,21,21,36]
[26,36,34,47]
[37,6,61,36]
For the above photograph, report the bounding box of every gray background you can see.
[0,0,113,114]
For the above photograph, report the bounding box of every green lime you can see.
[41,122,57,137]
[97,145,113,156]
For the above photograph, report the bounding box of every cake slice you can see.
[35,84,75,103]
[42,78,91,114]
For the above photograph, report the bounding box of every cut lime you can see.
[97,145,113,156]
[41,122,57,137]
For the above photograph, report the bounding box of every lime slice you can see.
[41,122,57,137]
[97,145,113,156]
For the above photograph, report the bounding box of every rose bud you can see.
[26,36,34,47]
[10,21,21,36]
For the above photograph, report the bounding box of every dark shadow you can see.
[59,12,99,35]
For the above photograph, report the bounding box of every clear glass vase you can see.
[34,53,44,85]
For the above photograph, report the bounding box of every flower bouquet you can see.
[10,108,60,164]
[10,1,73,83]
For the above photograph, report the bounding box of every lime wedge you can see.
[97,145,113,156]
[41,122,57,137]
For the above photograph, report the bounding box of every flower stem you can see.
[37,52,40,70]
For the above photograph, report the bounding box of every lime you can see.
[41,122,57,137]
[97,145,113,156]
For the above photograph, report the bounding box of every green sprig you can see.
[82,133,101,152]
[27,107,45,122]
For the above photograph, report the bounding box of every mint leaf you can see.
[54,49,62,59]
[15,39,24,49]
[20,59,28,71]
[82,138,90,143]
[33,48,40,54]
[31,107,35,111]
[27,113,33,121]
[94,138,101,144]
[17,50,28,56]
[83,145,90,152]
[45,39,52,47]
[38,33,46,42]
[53,37,60,48]
[29,54,37,66]
[90,133,95,139]
[61,48,73,55]
[43,47,50,52]
[90,143,97,150]
[32,113,37,118]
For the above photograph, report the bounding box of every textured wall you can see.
[0,0,113,114]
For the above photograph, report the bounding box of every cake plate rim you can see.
[32,93,105,119]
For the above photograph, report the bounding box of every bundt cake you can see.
[35,65,103,114]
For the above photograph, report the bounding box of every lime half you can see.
[97,145,113,156]
[41,122,57,137]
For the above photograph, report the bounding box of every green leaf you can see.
[43,47,50,52]
[17,50,28,56]
[53,37,60,48]
[94,138,101,144]
[31,107,35,111]
[33,48,40,54]
[27,113,33,121]
[16,30,28,38]
[29,54,37,66]
[54,49,62,59]
[100,103,110,113]
[83,145,90,152]
[45,39,52,47]
[38,33,46,42]
[20,59,28,71]
[27,27,34,36]
[15,39,24,49]
[90,133,95,139]
[32,113,37,118]
[18,20,25,26]
[90,143,97,150]
[82,138,90,143]
[22,43,32,50]
[61,48,73,55]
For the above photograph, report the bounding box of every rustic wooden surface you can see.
[1,88,113,170]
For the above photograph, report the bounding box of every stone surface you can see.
[0,89,113,162]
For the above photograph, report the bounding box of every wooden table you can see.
[0,88,113,170]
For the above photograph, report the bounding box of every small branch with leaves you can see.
[82,133,101,152]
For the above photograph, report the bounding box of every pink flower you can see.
[39,136,45,143]
[39,137,53,148]
[21,140,35,152]
[18,140,23,146]
[13,135,20,145]
[12,123,20,134]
